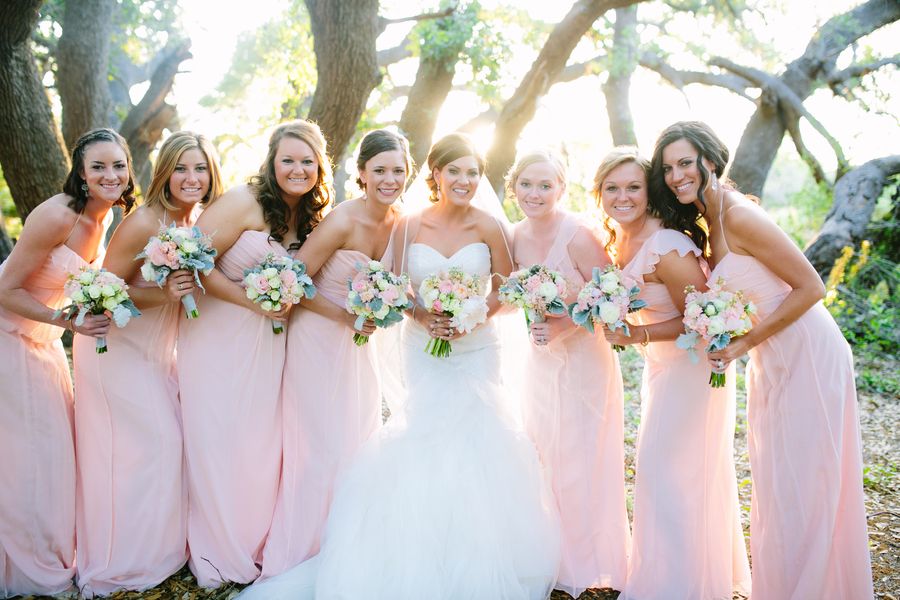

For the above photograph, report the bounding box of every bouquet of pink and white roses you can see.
[498,264,568,327]
[57,267,141,353]
[135,223,217,319]
[345,260,413,346]
[676,277,756,387]
[242,253,316,333]
[568,264,646,351]
[419,267,488,358]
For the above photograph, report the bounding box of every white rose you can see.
[599,273,619,294]
[262,267,278,278]
[374,304,391,320]
[246,288,259,300]
[538,281,558,301]
[100,284,117,298]
[87,284,102,299]
[78,271,95,285]
[71,289,86,303]
[598,301,621,325]
[270,290,281,302]
[261,300,273,312]
[102,297,119,311]
[181,240,198,254]
[368,260,382,270]
[704,304,717,316]
[452,297,488,333]
[707,317,725,336]
[140,263,156,282]
[685,303,702,318]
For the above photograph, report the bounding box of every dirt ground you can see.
[29,348,899,599]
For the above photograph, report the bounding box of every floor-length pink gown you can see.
[518,213,630,596]
[712,211,873,600]
[177,230,287,587]
[73,274,187,597]
[0,245,88,597]
[620,229,750,600]
[261,249,382,578]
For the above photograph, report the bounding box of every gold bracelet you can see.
[411,305,418,321]
[641,327,650,346]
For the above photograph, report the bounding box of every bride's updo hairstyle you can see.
[355,129,413,191]
[591,146,650,256]
[505,148,567,201]
[424,133,486,204]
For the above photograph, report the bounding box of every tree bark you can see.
[0,218,13,264]
[729,0,900,197]
[305,0,381,167]
[398,53,459,170]
[804,155,900,278]
[0,0,69,219]
[56,0,116,149]
[602,5,638,146]
[484,0,644,191]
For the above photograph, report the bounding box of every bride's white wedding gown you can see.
[240,242,561,599]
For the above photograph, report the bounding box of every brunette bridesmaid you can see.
[509,149,630,596]
[0,128,134,597]
[73,131,223,596]
[652,121,873,600]
[177,120,332,587]
[595,147,750,600]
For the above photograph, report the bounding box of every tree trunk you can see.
[602,5,638,146]
[484,0,644,192]
[729,0,900,196]
[56,0,116,149]
[0,218,13,264]
[804,155,900,278]
[304,0,381,168]
[0,0,69,219]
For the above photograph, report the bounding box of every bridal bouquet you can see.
[345,260,413,346]
[243,253,316,333]
[568,264,646,351]
[676,277,756,387]
[57,267,141,354]
[135,223,217,319]
[498,264,568,326]
[419,267,488,358]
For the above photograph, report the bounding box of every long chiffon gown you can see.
[0,246,84,597]
[177,230,287,587]
[238,242,560,600]
[518,213,629,596]
[73,276,187,597]
[712,211,873,600]
[620,229,751,600]
[261,249,382,578]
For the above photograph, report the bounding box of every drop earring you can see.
[710,172,719,191]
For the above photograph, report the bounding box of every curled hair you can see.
[248,120,333,248]
[590,146,651,256]
[145,131,224,213]
[425,133,485,203]
[505,148,567,201]
[648,121,730,255]
[63,128,137,215]
[355,129,413,191]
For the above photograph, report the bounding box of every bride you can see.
[239,132,561,599]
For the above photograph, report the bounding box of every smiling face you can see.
[360,149,407,206]
[599,161,649,227]
[515,161,564,220]
[168,147,210,207]
[80,141,129,205]
[434,155,481,207]
[274,136,319,202]
[661,137,715,206]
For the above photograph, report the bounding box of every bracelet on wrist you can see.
[640,327,650,346]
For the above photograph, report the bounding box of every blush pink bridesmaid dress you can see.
[260,249,382,578]
[72,274,187,597]
[177,230,287,588]
[712,210,873,600]
[0,245,90,597]
[620,229,751,600]
[518,212,630,597]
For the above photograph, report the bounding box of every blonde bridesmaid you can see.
[260,129,408,578]
[177,120,333,587]
[508,149,629,596]
[0,129,134,598]
[595,147,750,600]
[652,121,873,600]
[73,132,223,596]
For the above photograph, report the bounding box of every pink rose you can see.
[439,280,454,294]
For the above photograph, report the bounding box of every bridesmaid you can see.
[261,129,408,577]
[594,147,750,600]
[508,149,629,596]
[651,121,873,599]
[177,120,333,587]
[73,131,224,596]
[0,128,134,598]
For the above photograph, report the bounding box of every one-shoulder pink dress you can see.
[711,214,873,599]
[261,249,382,578]
[72,273,187,597]
[177,230,287,587]
[0,245,88,597]
[620,229,750,600]
[518,213,630,596]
